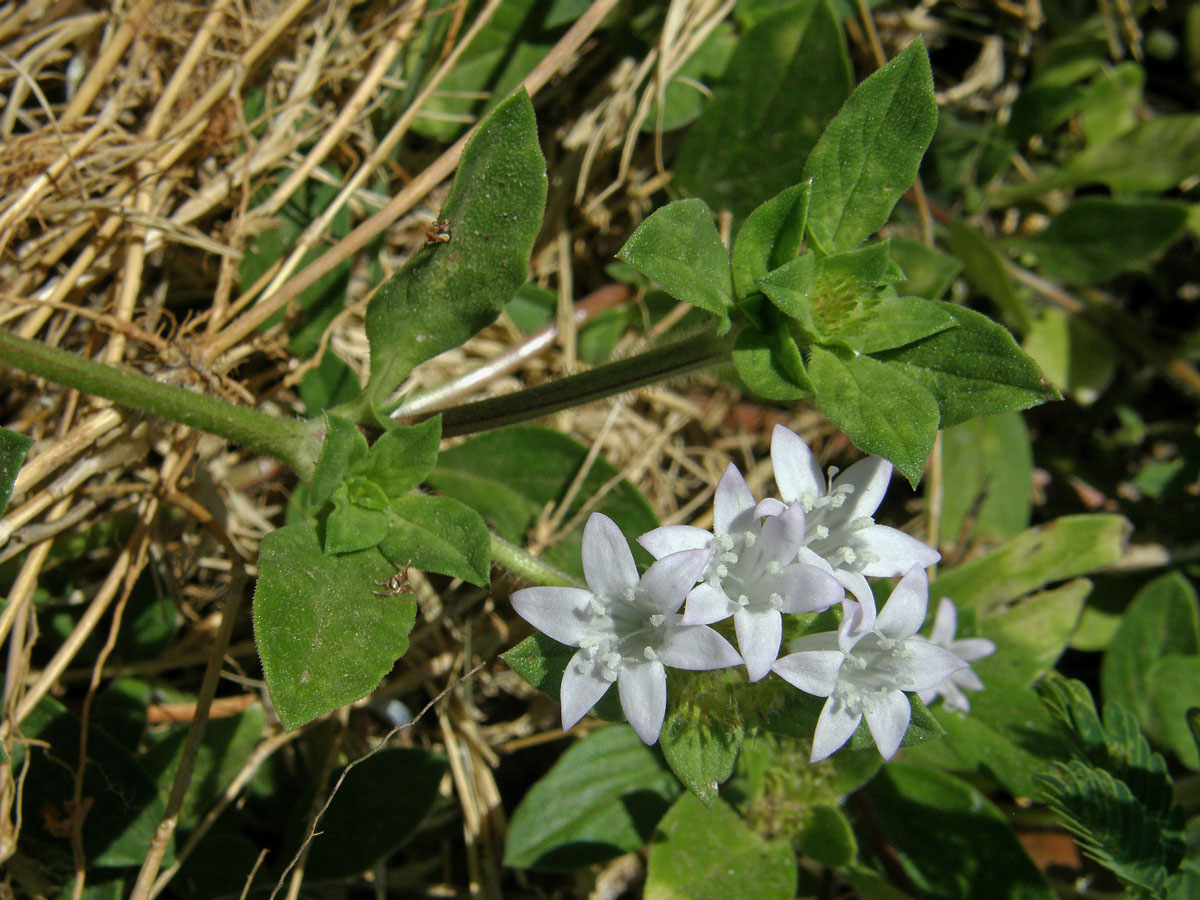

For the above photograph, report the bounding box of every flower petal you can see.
[772,649,845,696]
[893,641,970,692]
[510,587,596,645]
[810,695,862,762]
[950,637,996,662]
[638,524,711,559]
[680,582,735,625]
[775,564,844,614]
[856,525,941,577]
[618,661,667,744]
[759,501,807,565]
[875,567,929,640]
[581,513,639,599]
[771,425,824,504]
[658,624,742,670]
[755,498,787,518]
[640,548,711,614]
[833,569,877,632]
[714,463,756,535]
[832,456,891,520]
[864,689,911,759]
[928,597,958,646]
[952,667,986,692]
[560,651,614,731]
[734,608,782,682]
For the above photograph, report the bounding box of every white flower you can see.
[510,513,742,744]
[771,424,941,631]
[638,464,844,682]
[916,597,995,712]
[771,567,967,763]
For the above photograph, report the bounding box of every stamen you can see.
[766,560,783,575]
[735,594,750,608]
[649,613,665,628]
[850,516,874,531]
[742,531,757,547]
[814,525,830,540]
[768,592,783,610]
[715,564,729,579]
[643,646,658,661]
[622,587,637,603]
[588,598,606,616]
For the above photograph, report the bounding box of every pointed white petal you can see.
[834,570,877,632]
[618,661,667,744]
[510,587,596,645]
[640,548,711,613]
[638,525,712,559]
[658,624,742,670]
[953,667,985,691]
[810,696,862,762]
[754,498,787,518]
[759,501,807,565]
[783,628,842,656]
[734,608,783,682]
[950,637,996,662]
[864,689,911,759]
[680,582,735,625]
[771,424,823,504]
[560,651,614,730]
[775,564,844,614]
[895,642,970,692]
[928,597,958,645]
[581,513,639,599]
[857,526,941,577]
[940,681,972,712]
[875,566,929,640]
[714,463,756,536]
[772,649,845,696]
[833,456,892,520]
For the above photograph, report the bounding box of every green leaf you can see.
[325,487,389,554]
[808,346,940,487]
[944,219,1032,333]
[15,696,172,867]
[865,763,1055,900]
[999,115,1200,198]
[364,89,547,409]
[504,725,681,871]
[803,40,938,253]
[890,238,962,302]
[658,684,744,805]
[354,417,442,499]
[645,793,797,900]
[874,301,1059,428]
[1006,198,1188,285]
[378,494,491,587]
[1146,656,1200,769]
[1077,61,1144,145]
[930,514,1131,614]
[731,323,812,400]
[253,522,417,730]
[0,425,33,517]
[310,415,369,508]
[939,412,1032,545]
[295,748,448,878]
[426,426,658,581]
[851,295,959,354]
[1023,308,1117,406]
[731,181,811,300]
[615,199,734,330]
[796,804,857,867]
[674,0,851,222]
[1100,572,1199,745]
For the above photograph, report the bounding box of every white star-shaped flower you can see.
[770,424,941,630]
[772,566,967,762]
[510,513,742,744]
[916,597,995,712]
[638,464,844,682]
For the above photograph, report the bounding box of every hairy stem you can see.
[490,532,581,588]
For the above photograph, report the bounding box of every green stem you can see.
[0,330,320,481]
[430,328,737,438]
[490,532,581,588]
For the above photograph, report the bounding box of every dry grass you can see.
[0,2,943,896]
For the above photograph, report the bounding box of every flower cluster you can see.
[510,425,994,760]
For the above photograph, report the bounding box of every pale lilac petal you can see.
[953,667,986,692]
[864,689,911,759]
[771,424,823,504]
[640,549,711,614]
[938,681,972,712]
[810,696,862,762]
[833,456,892,520]
[951,638,996,662]
[581,514,639,598]
[774,564,844,614]
[638,525,711,559]
[857,525,941,577]
[759,501,807,565]
[658,624,741,670]
[894,642,970,692]
[836,601,867,652]
[772,649,845,696]
[928,597,958,645]
[782,628,842,656]
[560,651,613,731]
[734,608,783,682]
[875,567,929,640]
[714,463,755,535]
[510,587,595,645]
[755,498,787,518]
[833,569,877,632]
[617,661,667,744]
[680,582,735,625]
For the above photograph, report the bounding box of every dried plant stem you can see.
[59,0,156,126]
